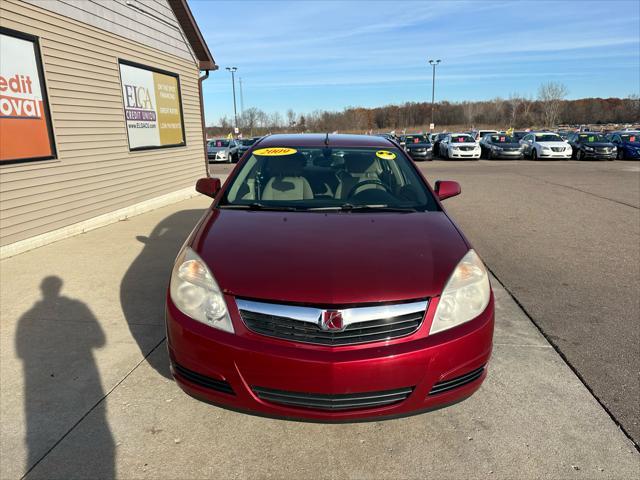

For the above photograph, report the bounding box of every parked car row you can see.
[207,136,263,164]
[375,129,639,161]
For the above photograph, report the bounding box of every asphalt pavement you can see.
[417,160,640,444]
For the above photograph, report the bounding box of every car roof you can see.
[256,133,393,148]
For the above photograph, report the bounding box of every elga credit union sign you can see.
[0,28,56,163]
[118,60,185,150]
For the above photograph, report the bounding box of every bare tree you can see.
[507,93,524,126]
[286,109,297,129]
[538,82,568,127]
[462,101,477,125]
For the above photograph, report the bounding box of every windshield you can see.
[451,135,475,143]
[240,138,257,146]
[535,134,562,142]
[512,132,527,140]
[490,135,517,143]
[209,139,229,148]
[577,134,607,143]
[404,135,428,144]
[620,133,639,142]
[219,146,437,211]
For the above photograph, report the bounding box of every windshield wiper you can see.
[218,202,301,212]
[308,204,419,212]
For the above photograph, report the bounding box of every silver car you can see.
[207,139,239,163]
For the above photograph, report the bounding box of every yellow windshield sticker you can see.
[376,150,396,160]
[253,147,297,156]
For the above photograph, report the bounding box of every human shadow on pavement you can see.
[16,276,114,478]
[120,209,207,379]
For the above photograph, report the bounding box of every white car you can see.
[472,130,498,143]
[519,132,572,160]
[440,133,481,160]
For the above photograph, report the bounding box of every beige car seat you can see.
[262,154,314,201]
[335,153,384,199]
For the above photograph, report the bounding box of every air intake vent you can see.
[428,366,485,396]
[253,386,413,410]
[173,362,234,395]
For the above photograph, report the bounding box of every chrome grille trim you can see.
[237,299,427,346]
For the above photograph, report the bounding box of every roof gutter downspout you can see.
[198,69,211,177]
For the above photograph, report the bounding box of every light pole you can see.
[239,76,244,118]
[226,66,238,133]
[428,59,441,130]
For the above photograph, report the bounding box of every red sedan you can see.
[167,134,494,421]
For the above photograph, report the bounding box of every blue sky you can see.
[189,0,640,126]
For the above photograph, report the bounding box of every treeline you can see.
[207,83,639,136]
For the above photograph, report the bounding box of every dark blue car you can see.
[607,131,640,160]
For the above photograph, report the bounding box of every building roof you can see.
[167,0,217,70]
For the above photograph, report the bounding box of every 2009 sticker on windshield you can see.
[253,147,298,156]
[376,150,396,160]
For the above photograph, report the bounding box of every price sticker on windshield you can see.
[376,150,396,160]
[253,147,298,156]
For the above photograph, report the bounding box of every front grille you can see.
[253,385,414,410]
[596,148,611,154]
[428,366,485,395]
[551,147,565,152]
[173,362,235,395]
[239,299,426,346]
[459,146,475,151]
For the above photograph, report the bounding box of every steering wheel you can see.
[347,179,392,198]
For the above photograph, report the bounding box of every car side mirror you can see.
[435,180,461,201]
[196,177,221,198]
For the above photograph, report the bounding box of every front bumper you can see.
[580,150,617,160]
[491,150,524,159]
[208,156,229,163]
[167,293,494,421]
[538,150,571,159]
[407,150,433,161]
[448,150,481,159]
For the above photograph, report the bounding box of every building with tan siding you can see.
[0,0,216,258]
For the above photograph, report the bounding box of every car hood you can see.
[208,147,228,152]
[406,143,431,148]
[581,142,614,148]
[449,142,477,148]
[491,143,521,148]
[193,209,469,305]
[536,141,569,147]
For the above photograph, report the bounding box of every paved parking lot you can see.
[1,161,639,479]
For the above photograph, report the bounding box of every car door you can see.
[440,135,450,155]
[521,134,532,155]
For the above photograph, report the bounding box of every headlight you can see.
[542,146,551,151]
[584,146,594,152]
[492,146,502,151]
[430,249,490,335]
[169,247,234,333]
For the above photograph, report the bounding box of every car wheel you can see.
[531,149,538,160]
[577,150,585,161]
[617,149,624,160]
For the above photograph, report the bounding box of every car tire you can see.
[577,150,585,161]
[617,149,624,160]
[531,149,538,160]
